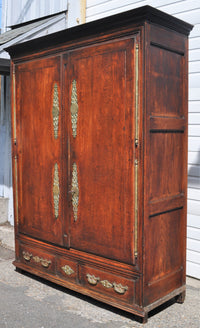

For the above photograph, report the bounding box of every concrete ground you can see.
[0,224,199,328]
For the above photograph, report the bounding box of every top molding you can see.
[6,5,193,58]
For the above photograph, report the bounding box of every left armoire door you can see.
[15,56,65,245]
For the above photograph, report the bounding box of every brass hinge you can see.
[134,42,139,259]
[135,43,139,148]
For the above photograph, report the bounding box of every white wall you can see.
[1,0,68,32]
[86,0,200,279]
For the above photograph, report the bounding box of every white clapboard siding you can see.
[187,262,200,279]
[188,137,200,152]
[187,238,200,252]
[188,200,200,215]
[188,188,200,201]
[188,125,200,136]
[189,49,200,61]
[189,102,200,113]
[189,61,200,73]
[187,226,200,240]
[2,0,68,33]
[188,151,200,165]
[187,250,200,265]
[188,214,200,228]
[188,113,200,124]
[188,176,200,189]
[188,164,200,178]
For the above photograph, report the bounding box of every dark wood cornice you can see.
[6,5,193,58]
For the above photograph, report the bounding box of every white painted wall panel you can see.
[188,176,200,189]
[189,102,200,113]
[188,164,200,178]
[187,226,200,240]
[187,250,200,265]
[189,49,200,61]
[188,200,200,215]
[188,137,200,151]
[187,214,200,228]
[187,261,200,279]
[188,188,200,201]
[188,152,200,165]
[187,238,200,252]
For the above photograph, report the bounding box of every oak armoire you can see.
[7,6,193,323]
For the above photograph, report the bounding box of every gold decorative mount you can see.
[52,83,59,139]
[53,163,60,219]
[71,163,79,222]
[86,274,128,295]
[70,80,78,138]
[62,265,75,276]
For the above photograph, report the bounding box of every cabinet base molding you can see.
[13,260,185,321]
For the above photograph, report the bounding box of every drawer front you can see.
[20,244,55,273]
[81,265,135,304]
[56,257,78,283]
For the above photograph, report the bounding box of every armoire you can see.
[7,5,193,323]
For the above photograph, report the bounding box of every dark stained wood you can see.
[7,5,193,323]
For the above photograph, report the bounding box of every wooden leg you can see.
[176,291,186,304]
[141,313,148,324]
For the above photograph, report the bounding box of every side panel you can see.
[144,24,188,305]
[15,56,64,245]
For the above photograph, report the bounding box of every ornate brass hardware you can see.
[53,163,60,219]
[86,274,100,285]
[41,258,51,268]
[70,79,78,138]
[23,251,32,261]
[113,282,128,295]
[71,163,79,222]
[32,256,40,263]
[52,83,59,139]
[100,280,113,289]
[62,265,75,276]
[32,255,51,268]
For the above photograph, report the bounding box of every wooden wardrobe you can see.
[7,5,193,322]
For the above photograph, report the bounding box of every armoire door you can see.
[15,56,64,245]
[65,37,137,264]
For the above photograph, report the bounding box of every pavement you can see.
[0,224,199,328]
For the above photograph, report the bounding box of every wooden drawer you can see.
[81,265,135,304]
[56,256,78,283]
[20,244,55,273]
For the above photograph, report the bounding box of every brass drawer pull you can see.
[62,265,74,276]
[86,274,100,285]
[41,258,51,268]
[113,282,128,295]
[23,251,32,261]
[100,280,113,289]
[32,255,51,268]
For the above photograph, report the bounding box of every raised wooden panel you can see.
[145,209,184,289]
[15,57,63,245]
[149,132,183,201]
[149,45,184,117]
[67,38,136,264]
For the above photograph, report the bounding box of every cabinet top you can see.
[6,5,193,59]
